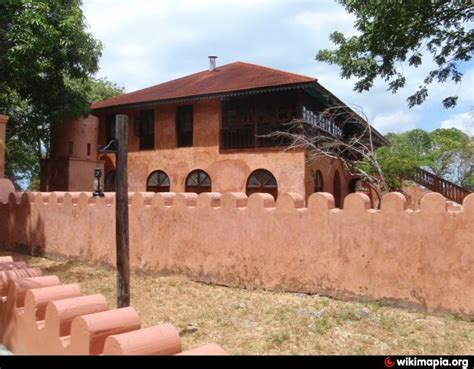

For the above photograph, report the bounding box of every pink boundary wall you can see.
[0,255,226,355]
[0,181,473,317]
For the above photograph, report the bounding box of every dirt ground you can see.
[3,251,473,355]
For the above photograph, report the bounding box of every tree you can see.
[368,128,474,191]
[267,106,391,205]
[270,112,473,209]
[5,77,124,189]
[316,1,474,108]
[0,1,123,189]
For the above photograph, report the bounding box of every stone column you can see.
[0,115,8,178]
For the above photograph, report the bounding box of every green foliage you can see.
[0,0,102,117]
[5,77,123,189]
[0,1,123,189]
[316,1,473,108]
[358,128,474,191]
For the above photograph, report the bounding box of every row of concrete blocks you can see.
[5,190,473,214]
[0,256,226,355]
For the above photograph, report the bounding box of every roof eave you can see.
[311,82,388,146]
[91,81,316,114]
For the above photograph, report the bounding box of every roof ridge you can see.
[95,63,239,105]
[92,61,317,110]
[233,61,316,82]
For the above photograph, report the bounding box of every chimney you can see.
[208,56,217,71]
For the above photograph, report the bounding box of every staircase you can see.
[413,168,471,204]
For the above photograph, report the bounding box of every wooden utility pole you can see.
[115,114,130,307]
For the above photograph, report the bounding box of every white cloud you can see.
[372,111,419,134]
[81,0,473,133]
[289,9,355,31]
[440,112,474,136]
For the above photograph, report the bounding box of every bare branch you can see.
[259,105,389,201]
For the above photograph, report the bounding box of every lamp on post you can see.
[97,115,130,308]
[95,138,117,197]
[92,167,104,197]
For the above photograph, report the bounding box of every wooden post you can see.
[115,114,130,307]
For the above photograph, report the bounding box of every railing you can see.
[221,122,292,149]
[302,106,343,138]
[413,168,471,204]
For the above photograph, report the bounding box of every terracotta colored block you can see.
[69,307,141,355]
[276,192,305,210]
[45,294,109,337]
[175,193,198,208]
[0,256,13,264]
[307,192,335,211]
[178,343,227,356]
[380,192,407,213]
[9,276,61,310]
[24,284,81,320]
[2,276,61,350]
[420,192,447,214]
[221,192,247,209]
[197,192,221,208]
[248,193,275,209]
[0,261,27,271]
[39,294,109,354]
[0,267,42,298]
[343,192,371,213]
[13,284,81,354]
[151,192,175,207]
[0,268,43,341]
[103,323,181,355]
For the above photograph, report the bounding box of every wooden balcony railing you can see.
[221,122,292,149]
[413,168,471,204]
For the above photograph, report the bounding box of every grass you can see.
[2,250,473,355]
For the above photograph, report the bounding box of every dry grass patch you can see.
[3,251,473,355]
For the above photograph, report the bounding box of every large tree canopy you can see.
[5,77,124,190]
[0,0,102,116]
[362,128,474,191]
[316,0,474,108]
[0,1,123,189]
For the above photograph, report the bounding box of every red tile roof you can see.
[92,62,316,110]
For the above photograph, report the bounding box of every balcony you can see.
[302,106,343,138]
[221,116,343,150]
[221,122,293,149]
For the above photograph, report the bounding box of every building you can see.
[41,58,386,207]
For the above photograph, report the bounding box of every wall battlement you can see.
[0,255,226,355]
[0,180,473,317]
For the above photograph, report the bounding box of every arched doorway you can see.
[314,170,324,192]
[333,170,341,208]
[104,170,115,192]
[146,170,170,192]
[246,169,278,199]
[185,169,212,194]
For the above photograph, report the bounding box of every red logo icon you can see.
[384,357,395,368]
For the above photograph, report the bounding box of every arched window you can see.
[246,169,278,199]
[314,170,324,192]
[185,169,212,194]
[104,170,115,192]
[147,170,170,192]
[333,170,342,208]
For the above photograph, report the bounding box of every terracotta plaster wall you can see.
[68,159,105,192]
[0,183,472,317]
[305,156,351,202]
[402,182,432,210]
[51,116,99,160]
[96,100,309,195]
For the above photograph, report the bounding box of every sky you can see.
[82,0,474,136]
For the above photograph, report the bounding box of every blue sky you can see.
[82,0,474,136]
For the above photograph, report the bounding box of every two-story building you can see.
[41,58,385,207]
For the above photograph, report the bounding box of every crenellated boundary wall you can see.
[0,179,472,317]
